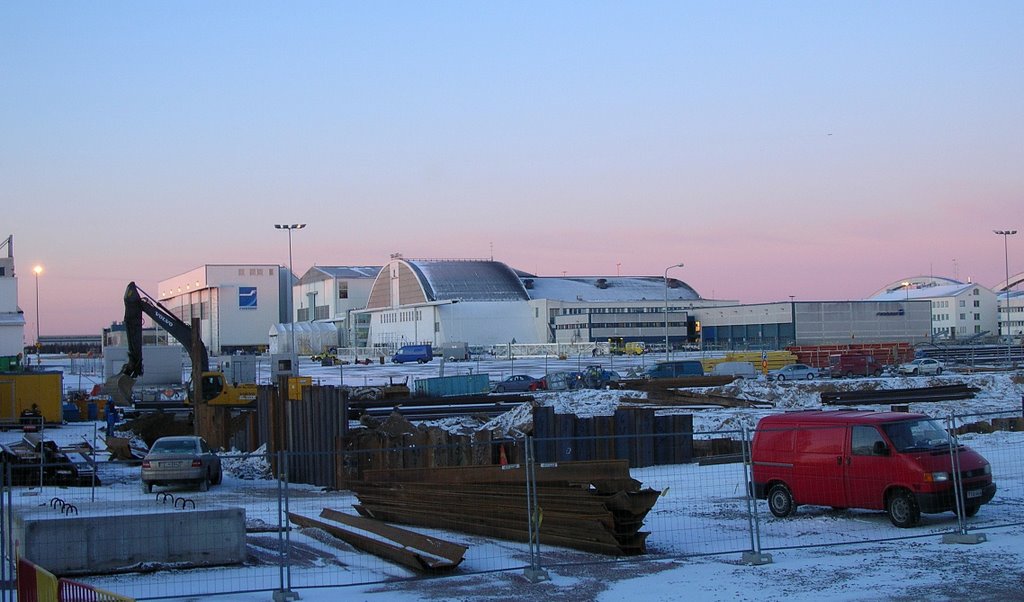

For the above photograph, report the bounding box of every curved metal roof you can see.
[405,259,530,302]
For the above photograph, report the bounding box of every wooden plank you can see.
[288,511,466,572]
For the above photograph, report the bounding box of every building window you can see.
[973,300,980,308]
[238,269,245,276]
[974,313,981,321]
[338,282,349,299]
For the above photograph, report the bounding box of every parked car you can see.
[391,344,433,364]
[751,410,995,527]
[768,363,820,381]
[711,361,758,379]
[644,360,705,379]
[492,374,546,393]
[544,371,584,391]
[141,436,222,493]
[897,358,944,376]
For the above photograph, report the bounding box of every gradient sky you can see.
[3,2,1023,337]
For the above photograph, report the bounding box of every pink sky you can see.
[5,3,1022,337]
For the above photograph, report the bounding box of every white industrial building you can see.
[292,266,381,347]
[995,272,1024,338]
[868,277,999,341]
[157,264,287,354]
[0,236,27,361]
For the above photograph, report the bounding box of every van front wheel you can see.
[767,483,795,518]
[886,489,920,528]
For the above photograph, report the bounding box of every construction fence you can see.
[1,409,1022,601]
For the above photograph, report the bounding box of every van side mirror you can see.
[872,441,890,456]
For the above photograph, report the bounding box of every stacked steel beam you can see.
[350,459,660,556]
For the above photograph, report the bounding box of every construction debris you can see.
[350,460,659,556]
[288,509,467,572]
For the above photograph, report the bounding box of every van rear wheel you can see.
[767,483,796,518]
[886,489,920,528]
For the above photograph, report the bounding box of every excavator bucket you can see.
[104,374,136,406]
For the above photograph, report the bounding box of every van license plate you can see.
[161,461,183,468]
[966,489,982,499]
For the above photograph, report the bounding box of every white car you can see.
[897,358,944,376]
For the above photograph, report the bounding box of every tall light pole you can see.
[995,229,1017,364]
[664,262,684,362]
[33,265,42,363]
[901,281,911,341]
[275,224,306,360]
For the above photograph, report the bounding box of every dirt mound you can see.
[124,412,193,447]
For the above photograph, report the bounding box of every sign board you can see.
[288,376,312,401]
[239,287,258,309]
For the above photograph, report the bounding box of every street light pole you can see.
[664,263,684,363]
[994,229,1017,365]
[275,224,306,361]
[33,265,42,363]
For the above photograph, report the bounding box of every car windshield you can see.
[151,440,197,454]
[881,419,951,452]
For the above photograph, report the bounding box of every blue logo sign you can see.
[239,287,258,309]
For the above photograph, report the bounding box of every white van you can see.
[711,361,758,379]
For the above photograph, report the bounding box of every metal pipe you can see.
[664,263,684,363]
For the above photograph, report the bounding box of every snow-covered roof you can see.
[524,276,700,303]
[305,266,382,281]
[868,282,981,301]
[406,260,529,302]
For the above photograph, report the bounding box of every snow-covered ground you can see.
[6,355,1024,601]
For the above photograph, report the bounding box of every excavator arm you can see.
[113,281,211,404]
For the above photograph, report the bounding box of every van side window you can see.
[851,425,885,456]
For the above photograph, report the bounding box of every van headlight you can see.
[983,464,992,475]
[924,471,950,482]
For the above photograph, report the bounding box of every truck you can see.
[827,353,884,378]
[438,342,470,361]
[111,282,257,407]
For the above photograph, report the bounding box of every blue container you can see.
[414,374,491,397]
[62,402,81,422]
[87,402,98,421]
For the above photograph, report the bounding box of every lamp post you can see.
[275,224,306,361]
[995,229,1017,365]
[901,281,911,341]
[664,263,685,362]
[33,265,42,363]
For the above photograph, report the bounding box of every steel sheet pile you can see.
[350,459,660,555]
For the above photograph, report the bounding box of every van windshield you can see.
[881,419,951,452]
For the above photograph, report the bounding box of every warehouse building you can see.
[157,264,287,355]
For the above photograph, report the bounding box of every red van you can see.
[751,410,996,527]
[827,353,884,378]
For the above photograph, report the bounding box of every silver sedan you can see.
[141,435,222,493]
[768,364,819,381]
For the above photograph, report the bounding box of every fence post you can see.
[522,436,550,583]
[273,450,299,601]
[941,414,986,545]
[740,426,772,565]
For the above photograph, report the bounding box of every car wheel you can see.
[805,373,815,381]
[935,367,942,375]
[886,489,920,528]
[845,371,854,378]
[767,483,796,518]
[963,504,980,517]
[776,374,786,382]
[212,468,222,485]
[873,369,883,377]
[199,474,209,492]
[911,369,918,376]
[142,481,152,494]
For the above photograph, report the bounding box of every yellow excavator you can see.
[111,281,257,407]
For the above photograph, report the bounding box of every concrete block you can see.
[11,500,246,575]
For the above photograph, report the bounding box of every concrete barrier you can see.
[11,500,246,575]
